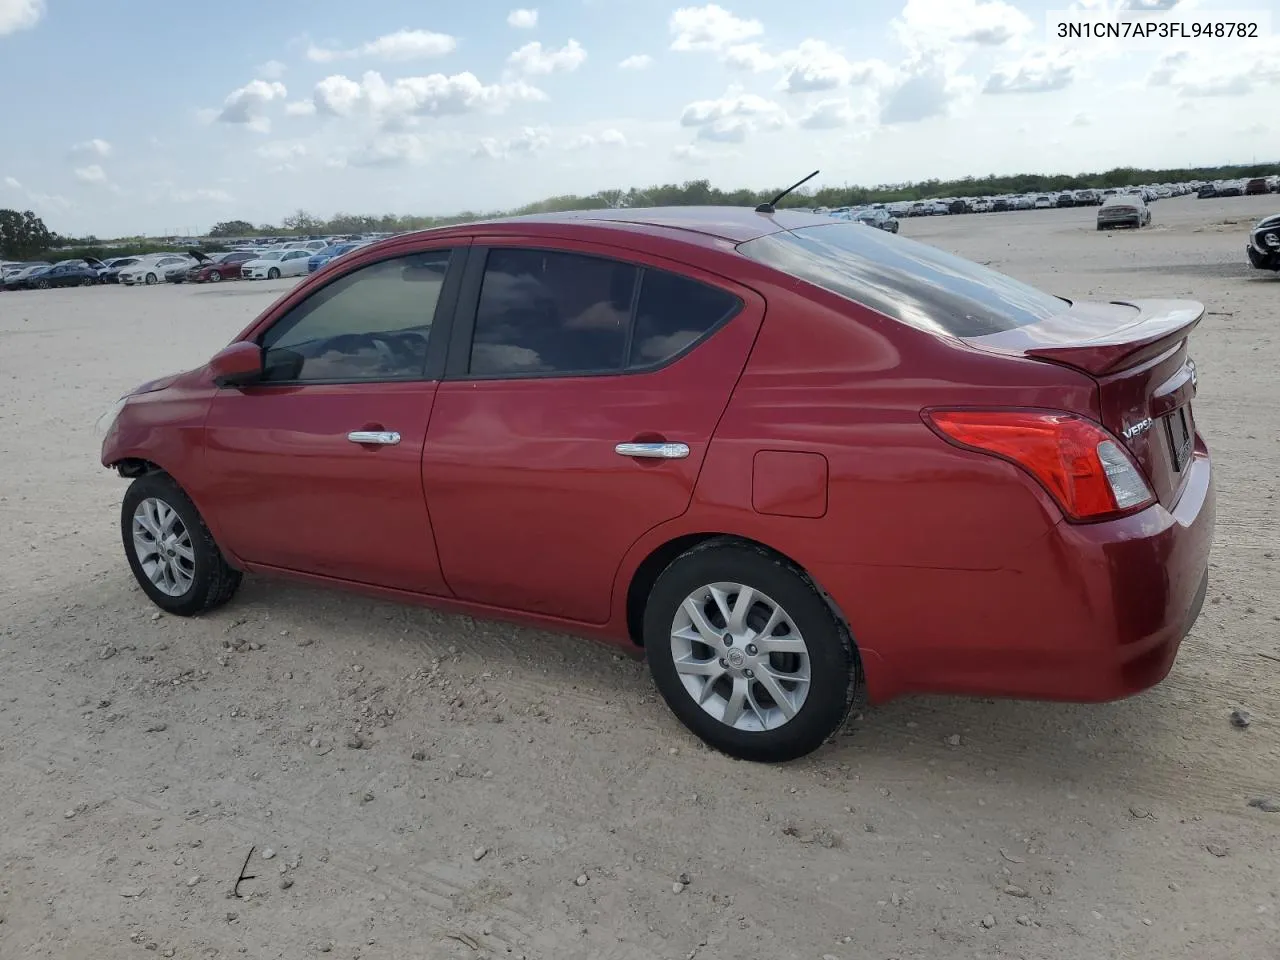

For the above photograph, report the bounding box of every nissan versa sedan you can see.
[98,207,1214,763]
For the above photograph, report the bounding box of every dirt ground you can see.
[1,195,1278,960]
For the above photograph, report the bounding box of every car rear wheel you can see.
[145,273,157,285]
[268,267,280,280]
[81,276,96,287]
[644,539,859,763]
[36,279,49,289]
[121,472,242,617]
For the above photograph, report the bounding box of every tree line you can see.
[3,161,1276,258]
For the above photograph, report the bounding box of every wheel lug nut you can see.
[746,644,757,656]
[722,634,733,646]
[745,669,755,679]
[719,658,728,668]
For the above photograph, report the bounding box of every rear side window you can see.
[738,222,1065,338]
[629,270,739,367]
[467,249,742,377]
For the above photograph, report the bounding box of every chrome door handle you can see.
[347,430,401,446]
[614,441,690,460]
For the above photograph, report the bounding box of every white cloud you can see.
[1071,111,1093,126]
[669,4,762,52]
[285,100,317,116]
[313,70,546,121]
[3,175,21,189]
[680,90,786,142]
[776,40,892,94]
[893,0,1033,50]
[881,52,977,123]
[0,0,42,36]
[672,144,711,164]
[1146,40,1280,98]
[566,128,629,150]
[507,8,538,28]
[474,126,552,160]
[619,53,653,70]
[984,48,1077,94]
[307,29,458,63]
[71,138,112,158]
[723,43,774,72]
[349,134,435,167]
[256,142,308,163]
[507,39,587,75]
[1148,49,1190,86]
[799,99,858,129]
[257,59,287,80]
[73,164,108,184]
[218,80,288,131]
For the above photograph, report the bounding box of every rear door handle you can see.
[614,441,690,460]
[347,430,401,446]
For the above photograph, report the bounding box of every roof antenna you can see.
[755,170,820,214]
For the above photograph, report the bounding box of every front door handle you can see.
[347,430,401,446]
[615,441,690,460]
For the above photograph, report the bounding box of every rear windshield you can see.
[737,222,1066,338]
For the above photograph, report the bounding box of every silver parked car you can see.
[1097,194,1152,230]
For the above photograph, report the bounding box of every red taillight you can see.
[924,409,1156,522]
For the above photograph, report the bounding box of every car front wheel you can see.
[121,472,242,616]
[268,267,280,280]
[145,273,157,285]
[209,271,222,282]
[644,539,859,763]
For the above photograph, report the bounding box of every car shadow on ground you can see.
[202,575,1199,795]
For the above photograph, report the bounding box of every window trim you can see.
[237,245,469,389]
[442,243,744,383]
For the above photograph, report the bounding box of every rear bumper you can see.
[818,438,1215,704]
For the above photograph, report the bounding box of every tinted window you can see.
[737,222,1065,338]
[468,249,638,376]
[629,269,740,367]
[259,250,451,383]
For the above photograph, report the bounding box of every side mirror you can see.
[209,342,263,387]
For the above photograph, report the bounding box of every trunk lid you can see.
[968,299,1203,508]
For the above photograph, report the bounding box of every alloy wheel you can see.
[131,497,196,597]
[669,582,811,732]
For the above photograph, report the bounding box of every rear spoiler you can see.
[962,299,1203,379]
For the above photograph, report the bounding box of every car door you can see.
[421,239,766,624]
[283,250,311,276]
[202,244,467,593]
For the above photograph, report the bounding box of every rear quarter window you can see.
[738,222,1066,338]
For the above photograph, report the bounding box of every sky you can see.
[0,0,1277,237]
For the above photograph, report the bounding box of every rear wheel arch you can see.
[623,532,857,659]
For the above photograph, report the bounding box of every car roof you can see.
[408,206,835,245]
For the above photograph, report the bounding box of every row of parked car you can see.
[811,177,1278,223]
[0,237,377,292]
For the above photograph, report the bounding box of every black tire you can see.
[268,267,280,280]
[643,538,859,763]
[121,472,241,616]
[145,273,157,285]
[209,271,222,282]
[36,279,49,289]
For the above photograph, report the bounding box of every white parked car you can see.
[240,249,312,280]
[1034,195,1053,209]
[118,255,194,286]
[282,240,328,253]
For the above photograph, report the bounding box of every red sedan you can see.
[99,207,1214,763]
